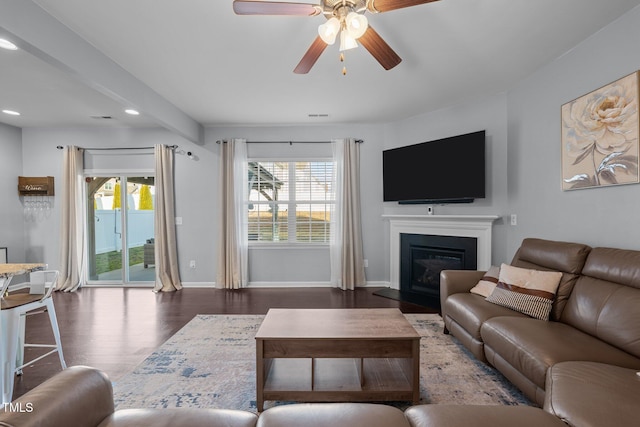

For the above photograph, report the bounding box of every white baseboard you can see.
[85,281,392,289]
[180,282,216,288]
[363,281,391,288]
[247,281,391,288]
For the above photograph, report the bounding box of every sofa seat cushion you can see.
[97,408,258,427]
[256,403,410,427]
[481,317,640,390]
[445,293,528,342]
[404,404,566,427]
[544,361,640,427]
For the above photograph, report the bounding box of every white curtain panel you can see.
[153,144,182,292]
[216,139,248,289]
[331,138,366,290]
[58,146,85,292]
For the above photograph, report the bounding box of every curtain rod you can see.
[56,145,178,150]
[216,140,363,145]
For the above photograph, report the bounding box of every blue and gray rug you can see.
[112,314,530,412]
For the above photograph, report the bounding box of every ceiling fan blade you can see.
[367,0,439,13]
[358,26,402,70]
[294,36,328,74]
[233,1,321,16]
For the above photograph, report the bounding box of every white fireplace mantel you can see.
[383,214,500,290]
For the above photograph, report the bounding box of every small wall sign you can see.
[18,176,55,196]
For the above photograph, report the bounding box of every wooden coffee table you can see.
[255,308,421,411]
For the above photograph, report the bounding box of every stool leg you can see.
[15,314,26,376]
[45,300,66,369]
[1,311,20,404]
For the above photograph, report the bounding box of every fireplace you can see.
[400,234,477,300]
[378,214,498,310]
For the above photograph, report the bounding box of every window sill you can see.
[248,243,329,250]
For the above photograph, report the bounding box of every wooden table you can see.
[255,308,421,411]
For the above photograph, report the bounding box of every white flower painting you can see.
[561,72,639,190]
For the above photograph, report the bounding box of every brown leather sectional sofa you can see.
[6,362,637,427]
[0,365,568,427]
[441,237,640,425]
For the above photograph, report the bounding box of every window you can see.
[248,161,334,243]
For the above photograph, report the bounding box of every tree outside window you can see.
[247,161,334,243]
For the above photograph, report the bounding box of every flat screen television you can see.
[383,130,486,204]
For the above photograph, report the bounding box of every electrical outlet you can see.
[364,259,369,268]
[189,260,196,268]
[510,214,517,226]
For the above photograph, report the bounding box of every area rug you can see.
[112,314,530,412]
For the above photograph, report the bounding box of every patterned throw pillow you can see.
[485,263,562,321]
[470,265,500,297]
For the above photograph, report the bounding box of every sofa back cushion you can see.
[561,247,640,359]
[511,238,591,321]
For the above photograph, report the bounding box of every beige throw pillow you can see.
[485,263,562,320]
[470,265,500,297]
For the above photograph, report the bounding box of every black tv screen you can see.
[383,130,486,204]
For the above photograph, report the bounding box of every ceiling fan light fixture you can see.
[345,12,368,39]
[339,31,358,52]
[318,17,340,45]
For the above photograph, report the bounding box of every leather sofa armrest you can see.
[0,366,114,427]
[440,270,486,316]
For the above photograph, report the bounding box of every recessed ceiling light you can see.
[0,39,18,50]
[2,109,20,116]
[125,109,140,115]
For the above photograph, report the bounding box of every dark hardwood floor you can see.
[14,286,438,400]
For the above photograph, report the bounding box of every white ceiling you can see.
[1,0,640,136]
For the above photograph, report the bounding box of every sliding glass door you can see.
[86,175,155,285]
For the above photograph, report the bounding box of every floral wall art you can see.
[561,71,639,190]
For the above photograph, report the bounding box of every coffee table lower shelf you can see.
[261,357,416,406]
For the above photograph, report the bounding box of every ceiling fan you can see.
[232,0,440,74]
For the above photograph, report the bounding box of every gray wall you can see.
[382,93,510,267]
[206,125,388,285]
[6,4,640,286]
[0,123,25,262]
[505,4,640,256]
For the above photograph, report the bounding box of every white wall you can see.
[0,123,25,262]
[506,4,640,256]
